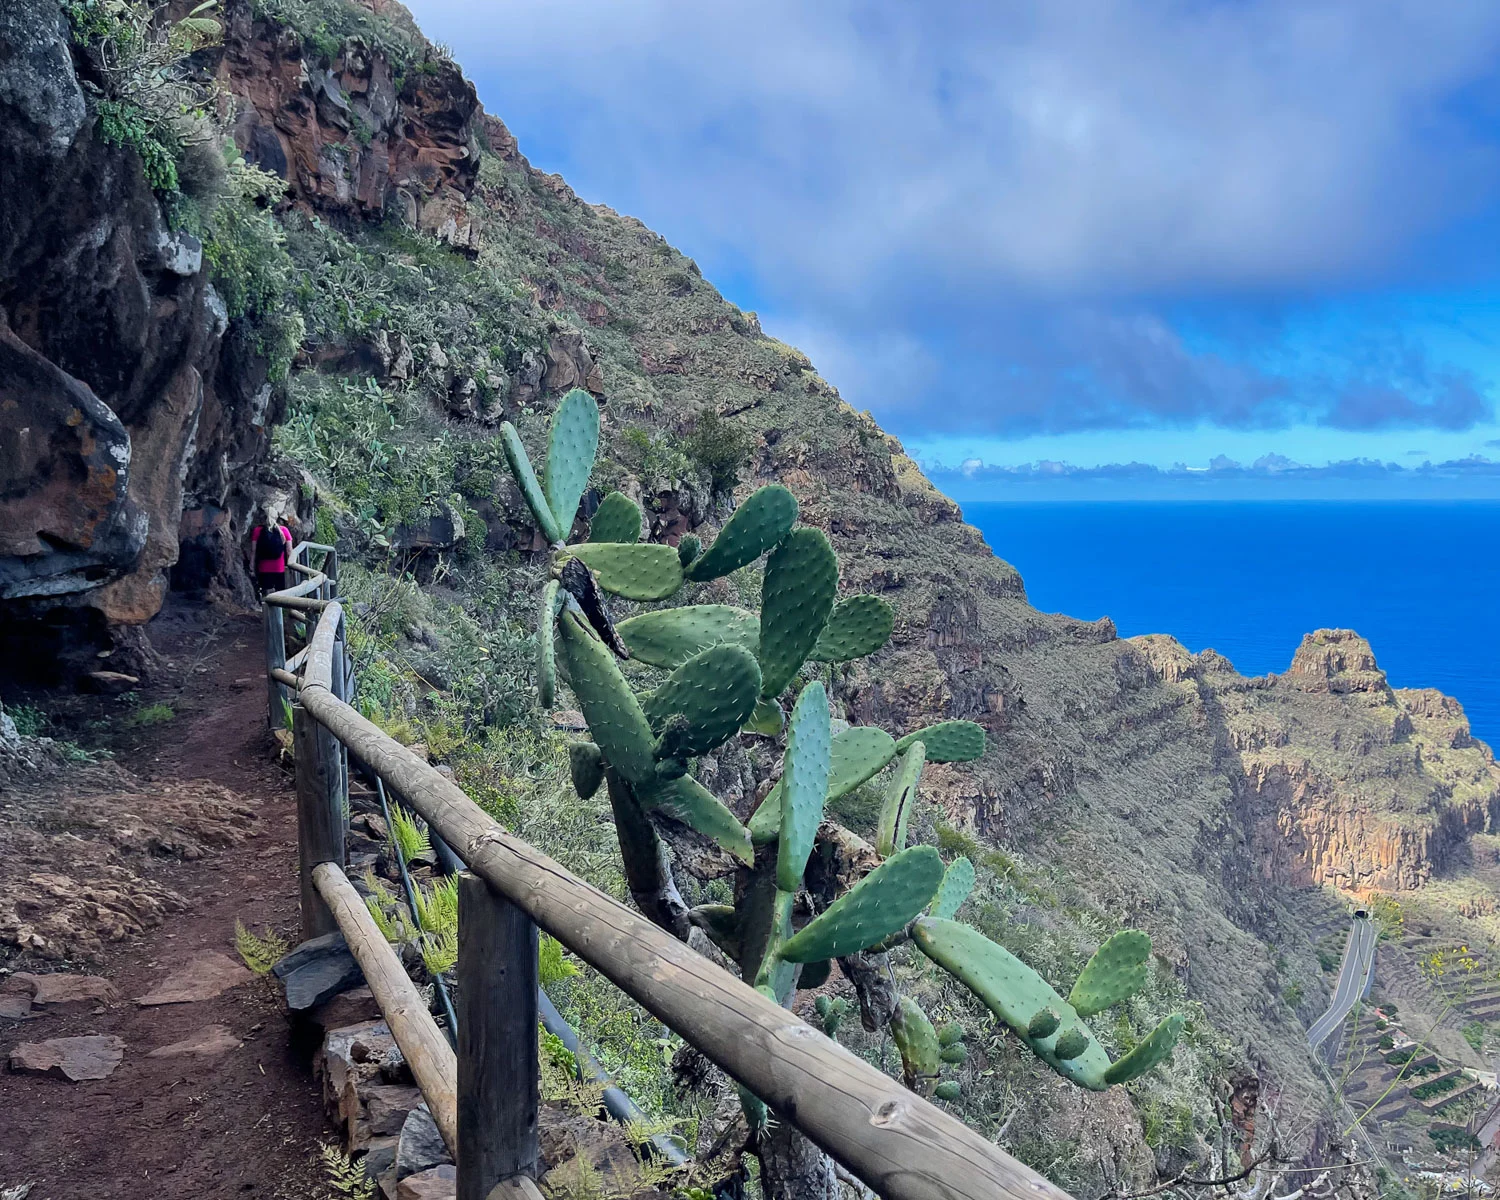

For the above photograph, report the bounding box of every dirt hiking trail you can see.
[0,603,330,1199]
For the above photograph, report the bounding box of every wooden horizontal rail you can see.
[287,560,320,578]
[294,647,1067,1200]
[305,601,343,691]
[267,574,326,602]
[271,666,299,689]
[267,591,331,611]
[313,861,459,1155]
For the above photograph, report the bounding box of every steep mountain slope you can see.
[4,0,1499,1190]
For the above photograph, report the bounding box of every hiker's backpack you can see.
[256,524,286,564]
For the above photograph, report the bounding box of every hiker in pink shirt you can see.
[250,511,294,597]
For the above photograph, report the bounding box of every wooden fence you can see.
[264,542,1073,1200]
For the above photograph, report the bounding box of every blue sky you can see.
[408,0,1500,496]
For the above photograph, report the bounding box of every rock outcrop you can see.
[1132,630,1500,894]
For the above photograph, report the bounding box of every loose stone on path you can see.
[5,973,119,1012]
[9,1035,125,1080]
[137,949,252,1005]
[147,1024,241,1058]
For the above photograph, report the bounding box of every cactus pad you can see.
[1069,929,1152,1018]
[875,742,925,858]
[685,484,799,582]
[588,491,642,544]
[641,774,753,865]
[758,528,839,699]
[929,856,975,921]
[537,579,560,708]
[938,1023,965,1048]
[543,388,599,538]
[796,958,832,990]
[641,644,762,758]
[556,610,657,788]
[1027,1008,1061,1039]
[911,916,1113,1089]
[568,740,604,800]
[810,595,895,662]
[1053,1029,1089,1060]
[567,542,684,601]
[892,997,941,1093]
[745,697,784,736]
[933,1081,961,1102]
[780,845,944,962]
[616,605,758,669]
[677,534,701,567]
[501,422,564,544]
[1102,1014,1185,1086]
[776,682,831,892]
[751,724,895,846]
[894,720,986,763]
[940,1042,968,1065]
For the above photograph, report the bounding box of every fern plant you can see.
[234,919,289,975]
[389,804,431,865]
[317,1142,373,1199]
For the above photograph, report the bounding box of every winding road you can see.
[1308,915,1378,1050]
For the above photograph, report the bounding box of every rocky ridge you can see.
[3,0,1498,1188]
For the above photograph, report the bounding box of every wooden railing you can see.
[264,543,1072,1200]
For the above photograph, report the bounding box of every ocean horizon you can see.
[961,499,1500,749]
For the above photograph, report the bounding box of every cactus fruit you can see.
[1053,1029,1089,1061]
[938,1022,965,1048]
[744,697,784,736]
[796,958,832,990]
[811,595,895,663]
[940,1042,968,1066]
[1069,929,1152,1018]
[501,421,564,544]
[616,605,758,669]
[556,609,658,788]
[588,490,642,544]
[894,720,986,764]
[1027,1008,1061,1039]
[750,725,897,846]
[538,580,560,707]
[875,742,926,858]
[892,997,942,1094]
[1103,1014,1186,1086]
[568,740,604,800]
[776,682,831,892]
[779,845,944,963]
[543,388,600,537]
[642,774,753,865]
[757,528,839,699]
[677,534,702,567]
[642,644,762,758]
[685,484,799,582]
[566,542,684,601]
[929,856,975,921]
[933,1081,961,1102]
[910,916,1113,1089]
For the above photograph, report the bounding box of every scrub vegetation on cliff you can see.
[8,0,1500,1193]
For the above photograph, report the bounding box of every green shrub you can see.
[1429,1127,1480,1153]
[8,704,47,738]
[1411,1074,1460,1100]
[124,702,174,727]
[1463,1022,1486,1053]
[683,408,753,495]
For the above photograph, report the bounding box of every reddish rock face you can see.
[216,0,480,248]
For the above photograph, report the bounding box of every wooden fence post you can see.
[457,872,539,1198]
[264,602,287,729]
[294,702,344,939]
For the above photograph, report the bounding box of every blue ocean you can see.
[961,501,1500,750]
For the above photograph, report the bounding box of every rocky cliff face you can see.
[4,0,1496,1181]
[1133,630,1500,894]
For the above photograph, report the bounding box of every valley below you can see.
[2,0,1500,1196]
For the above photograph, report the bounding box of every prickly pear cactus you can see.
[499,390,1183,1174]
[588,490,642,544]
